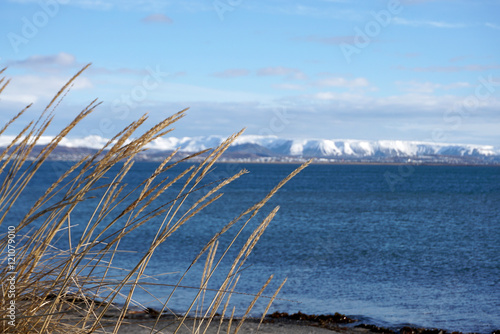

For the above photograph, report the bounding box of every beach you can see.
[91,315,361,334]
[69,306,500,334]
[96,319,344,334]
[65,306,362,334]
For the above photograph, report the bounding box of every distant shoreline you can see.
[2,142,499,166]
[86,308,500,334]
[211,159,500,167]
[10,156,500,166]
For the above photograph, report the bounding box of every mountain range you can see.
[1,135,499,164]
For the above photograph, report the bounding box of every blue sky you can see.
[1,0,499,145]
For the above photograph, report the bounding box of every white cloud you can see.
[244,2,362,20]
[296,35,356,45]
[396,81,471,94]
[314,77,369,89]
[485,22,500,30]
[273,83,305,91]
[396,64,500,72]
[256,67,307,80]
[6,53,164,79]
[1,74,93,104]
[146,82,274,103]
[7,0,192,11]
[211,69,250,78]
[305,88,500,114]
[8,52,77,69]
[394,17,466,28]
[313,91,365,101]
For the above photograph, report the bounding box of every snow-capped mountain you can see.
[147,135,499,158]
[1,135,499,163]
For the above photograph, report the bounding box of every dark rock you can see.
[400,326,447,334]
[318,312,357,324]
[270,311,289,319]
[145,307,160,317]
[44,293,91,305]
[268,311,356,324]
[289,311,312,321]
[355,323,396,334]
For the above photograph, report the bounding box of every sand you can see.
[63,304,372,334]
[92,316,366,334]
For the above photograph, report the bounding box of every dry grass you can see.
[0,66,310,333]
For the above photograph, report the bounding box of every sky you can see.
[0,0,499,146]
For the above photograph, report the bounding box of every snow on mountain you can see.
[149,135,223,152]
[153,136,500,158]
[1,135,499,159]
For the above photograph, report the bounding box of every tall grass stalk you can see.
[0,66,310,333]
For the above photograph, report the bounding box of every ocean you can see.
[5,162,500,333]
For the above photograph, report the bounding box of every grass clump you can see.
[0,66,310,333]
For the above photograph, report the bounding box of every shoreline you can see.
[33,157,500,166]
[211,160,500,167]
[79,307,500,334]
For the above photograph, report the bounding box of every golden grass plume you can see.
[0,65,310,333]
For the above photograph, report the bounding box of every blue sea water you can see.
[5,162,500,333]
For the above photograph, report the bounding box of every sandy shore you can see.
[66,306,499,334]
[60,299,373,334]
[76,307,365,334]
[92,316,365,334]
